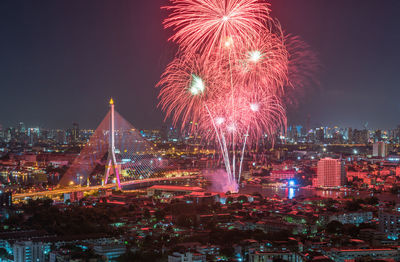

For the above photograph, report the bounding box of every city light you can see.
[2,1,398,261]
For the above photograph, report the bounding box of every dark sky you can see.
[0,0,399,130]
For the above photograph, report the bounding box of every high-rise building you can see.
[373,141,387,158]
[0,190,12,207]
[379,210,400,240]
[0,124,3,141]
[55,129,66,144]
[316,128,324,143]
[395,125,400,144]
[352,129,369,144]
[13,241,48,262]
[27,128,40,145]
[161,125,168,142]
[316,158,346,187]
[71,122,80,143]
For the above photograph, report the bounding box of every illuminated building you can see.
[27,127,40,145]
[70,122,80,144]
[373,141,387,158]
[93,244,126,260]
[270,170,296,180]
[13,241,49,262]
[328,211,373,225]
[63,191,83,203]
[352,129,369,144]
[168,252,206,262]
[147,185,204,197]
[316,127,324,143]
[249,251,302,262]
[328,248,399,262]
[379,210,400,240]
[0,191,12,207]
[316,158,346,187]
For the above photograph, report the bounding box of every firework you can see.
[158,0,317,191]
[157,54,222,131]
[283,35,321,106]
[234,29,289,93]
[163,0,272,56]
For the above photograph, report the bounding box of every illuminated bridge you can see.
[13,99,200,201]
[14,176,198,200]
[58,98,172,191]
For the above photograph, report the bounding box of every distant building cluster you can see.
[3,121,400,148]
[285,124,400,145]
[0,122,92,146]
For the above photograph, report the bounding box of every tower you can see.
[316,158,346,188]
[104,98,122,190]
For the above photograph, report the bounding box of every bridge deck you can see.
[14,176,197,200]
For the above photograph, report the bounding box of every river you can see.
[237,184,400,203]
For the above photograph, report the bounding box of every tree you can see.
[252,192,263,199]
[143,208,151,219]
[345,199,361,212]
[226,196,233,204]
[176,214,196,228]
[0,248,9,260]
[220,246,234,259]
[326,220,343,235]
[155,210,166,221]
[237,195,248,203]
[343,224,359,237]
[364,196,379,206]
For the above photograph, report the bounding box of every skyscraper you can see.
[13,241,47,262]
[0,190,12,207]
[71,122,80,143]
[373,141,387,158]
[316,158,346,187]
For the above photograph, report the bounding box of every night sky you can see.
[0,0,399,130]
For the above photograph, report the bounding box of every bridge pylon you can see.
[104,98,122,190]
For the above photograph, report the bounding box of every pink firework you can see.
[233,29,289,93]
[157,54,221,131]
[158,0,318,190]
[200,87,286,144]
[283,35,321,107]
[163,0,272,56]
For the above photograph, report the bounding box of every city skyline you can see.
[0,0,400,129]
[2,2,400,261]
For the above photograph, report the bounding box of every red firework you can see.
[158,0,318,187]
[163,0,272,56]
[283,35,321,107]
[157,54,221,131]
[233,28,289,93]
[199,87,286,143]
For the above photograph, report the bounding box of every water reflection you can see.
[288,188,295,199]
[238,185,400,203]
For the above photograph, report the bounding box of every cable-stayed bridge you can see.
[58,99,168,189]
[13,99,199,200]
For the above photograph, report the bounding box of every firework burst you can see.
[163,0,272,56]
[157,54,221,131]
[158,0,318,191]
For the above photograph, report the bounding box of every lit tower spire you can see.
[104,98,122,190]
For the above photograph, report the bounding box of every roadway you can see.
[13,176,197,200]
